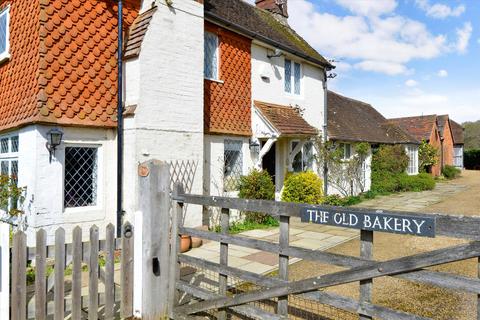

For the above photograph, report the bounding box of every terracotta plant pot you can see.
[180,235,191,253]
[191,236,203,248]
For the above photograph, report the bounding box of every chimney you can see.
[255,0,289,21]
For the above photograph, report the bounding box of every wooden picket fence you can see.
[169,184,480,320]
[10,223,134,320]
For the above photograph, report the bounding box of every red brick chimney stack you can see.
[255,0,289,19]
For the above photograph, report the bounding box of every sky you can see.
[246,0,479,123]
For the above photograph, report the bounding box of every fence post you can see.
[218,208,230,320]
[168,183,183,318]
[278,215,289,316]
[0,222,9,320]
[11,230,26,320]
[121,221,134,318]
[138,160,171,319]
[359,230,373,320]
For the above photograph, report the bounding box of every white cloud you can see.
[405,79,419,87]
[455,22,473,54]
[334,0,397,17]
[288,0,451,75]
[437,69,448,77]
[415,0,465,19]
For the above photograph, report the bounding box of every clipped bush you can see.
[282,171,323,204]
[238,169,276,224]
[371,145,409,175]
[442,165,461,180]
[398,173,435,191]
[322,194,361,206]
[371,171,400,194]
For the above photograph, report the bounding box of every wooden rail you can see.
[9,223,134,320]
[170,191,480,320]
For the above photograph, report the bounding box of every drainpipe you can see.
[116,0,124,238]
[322,72,328,196]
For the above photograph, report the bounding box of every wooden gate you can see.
[9,223,134,320]
[169,184,480,320]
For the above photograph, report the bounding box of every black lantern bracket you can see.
[46,128,64,163]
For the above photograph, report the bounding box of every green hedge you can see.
[238,170,276,224]
[281,171,323,204]
[442,165,461,179]
[465,149,480,170]
[372,172,435,194]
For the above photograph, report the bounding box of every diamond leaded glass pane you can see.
[224,140,243,192]
[0,10,7,54]
[11,160,17,184]
[64,147,98,208]
[1,160,8,175]
[11,136,18,152]
[294,62,301,95]
[284,59,292,93]
[0,138,8,153]
[204,32,218,79]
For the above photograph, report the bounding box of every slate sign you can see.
[301,207,436,237]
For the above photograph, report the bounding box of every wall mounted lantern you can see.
[46,128,63,163]
[249,138,261,154]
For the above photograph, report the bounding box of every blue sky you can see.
[248,0,479,123]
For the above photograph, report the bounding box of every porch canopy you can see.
[252,100,318,169]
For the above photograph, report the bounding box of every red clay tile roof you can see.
[388,115,438,142]
[124,6,157,59]
[0,0,140,131]
[328,91,418,144]
[254,100,317,136]
[449,119,464,145]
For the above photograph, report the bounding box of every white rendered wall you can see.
[251,42,326,132]
[124,0,204,227]
[17,124,117,245]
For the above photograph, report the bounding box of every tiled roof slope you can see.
[449,119,464,145]
[0,0,40,129]
[204,0,333,69]
[254,101,317,136]
[124,6,157,59]
[0,0,140,131]
[328,91,418,144]
[389,115,437,142]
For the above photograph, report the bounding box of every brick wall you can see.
[204,21,252,136]
[429,125,442,176]
[442,120,454,166]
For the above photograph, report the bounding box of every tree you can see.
[418,140,438,173]
[463,120,480,150]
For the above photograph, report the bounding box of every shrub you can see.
[371,145,409,175]
[322,194,362,206]
[398,173,436,191]
[418,140,438,173]
[238,170,276,224]
[282,171,323,204]
[464,149,480,170]
[442,165,461,180]
[371,171,401,194]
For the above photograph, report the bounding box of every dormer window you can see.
[204,31,219,80]
[0,7,10,63]
[284,59,301,95]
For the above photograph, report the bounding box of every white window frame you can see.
[284,58,302,96]
[339,143,352,161]
[204,31,220,81]
[0,6,10,63]
[290,140,313,172]
[406,145,418,175]
[63,143,103,212]
[0,133,19,210]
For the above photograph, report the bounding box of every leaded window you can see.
[285,59,302,95]
[204,32,219,80]
[0,134,19,210]
[0,7,9,58]
[64,147,98,208]
[224,140,243,192]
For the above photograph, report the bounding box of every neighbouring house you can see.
[0,0,141,243]
[389,115,443,176]
[436,115,455,169]
[449,119,465,168]
[327,91,420,196]
[202,0,334,216]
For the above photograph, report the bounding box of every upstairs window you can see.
[64,147,98,208]
[204,32,219,80]
[284,59,301,95]
[224,140,243,192]
[0,7,9,61]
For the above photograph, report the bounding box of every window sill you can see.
[205,77,224,84]
[0,53,11,65]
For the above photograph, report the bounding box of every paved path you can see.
[184,179,467,276]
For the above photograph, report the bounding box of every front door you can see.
[262,141,276,182]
